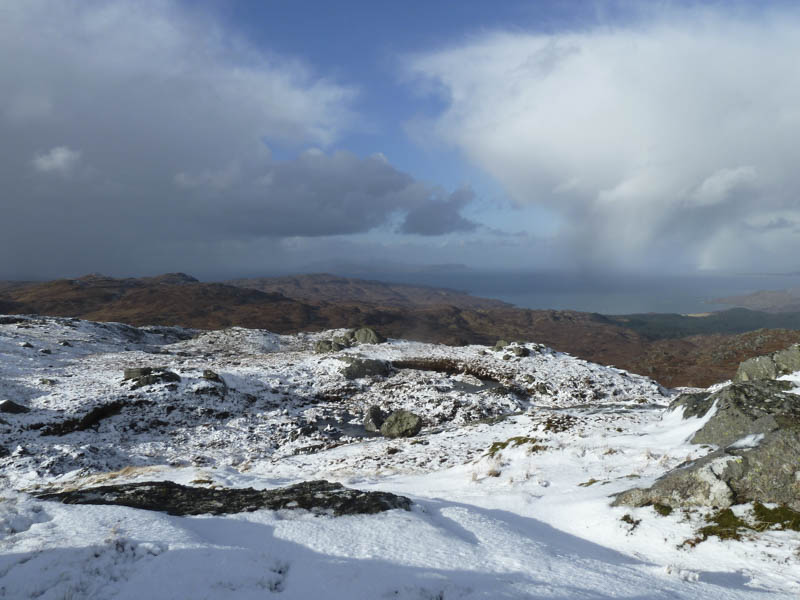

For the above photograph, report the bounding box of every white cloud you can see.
[689,166,758,207]
[407,8,800,272]
[32,146,81,175]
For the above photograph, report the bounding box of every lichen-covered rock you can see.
[735,344,800,382]
[380,410,423,438]
[363,405,386,432]
[340,358,391,380]
[37,479,412,516]
[614,380,800,511]
[353,327,386,345]
[687,381,797,447]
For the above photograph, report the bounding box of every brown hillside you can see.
[4,273,800,388]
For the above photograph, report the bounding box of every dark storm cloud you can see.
[0,1,476,279]
[400,187,478,236]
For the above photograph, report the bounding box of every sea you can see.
[342,270,800,315]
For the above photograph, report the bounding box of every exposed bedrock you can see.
[614,380,800,510]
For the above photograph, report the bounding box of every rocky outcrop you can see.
[37,479,412,516]
[38,401,126,436]
[363,405,386,433]
[614,380,800,510]
[380,410,423,438]
[123,367,181,389]
[735,344,800,382]
[315,328,386,353]
[340,357,391,380]
[0,400,30,414]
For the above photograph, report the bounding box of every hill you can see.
[3,273,800,387]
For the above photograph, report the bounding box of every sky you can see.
[3,0,800,284]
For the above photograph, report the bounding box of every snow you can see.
[0,315,798,598]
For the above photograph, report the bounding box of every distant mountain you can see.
[3,272,800,387]
[713,288,800,313]
[226,273,510,309]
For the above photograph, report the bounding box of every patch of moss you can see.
[752,502,800,531]
[487,436,546,457]
[650,503,673,517]
[697,508,747,542]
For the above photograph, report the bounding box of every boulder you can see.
[380,410,423,438]
[0,400,30,414]
[353,327,386,345]
[202,369,225,385]
[614,380,800,511]
[735,344,800,382]
[123,367,180,389]
[314,340,334,354]
[494,340,509,351]
[363,405,386,432]
[509,345,529,357]
[340,358,391,380]
[37,479,412,516]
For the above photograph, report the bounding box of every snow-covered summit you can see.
[0,315,797,598]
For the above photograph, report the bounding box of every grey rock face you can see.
[735,344,800,382]
[363,405,386,432]
[353,327,386,345]
[614,380,800,510]
[380,410,423,438]
[0,400,30,414]
[37,479,412,516]
[340,358,391,380]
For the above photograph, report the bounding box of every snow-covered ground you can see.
[0,315,797,598]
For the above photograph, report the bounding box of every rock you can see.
[202,369,225,385]
[333,333,355,348]
[494,340,509,351]
[58,340,72,347]
[363,405,386,432]
[38,348,51,355]
[123,367,180,389]
[735,344,800,382]
[37,479,412,516]
[510,345,529,357]
[39,378,57,386]
[314,340,334,353]
[614,380,800,511]
[353,327,386,345]
[39,400,125,436]
[0,400,30,414]
[19,342,33,348]
[340,358,391,380]
[380,410,423,438]
[0,446,8,458]
[123,367,154,379]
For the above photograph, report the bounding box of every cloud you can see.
[400,187,478,235]
[407,7,800,273]
[32,146,81,175]
[0,1,475,279]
